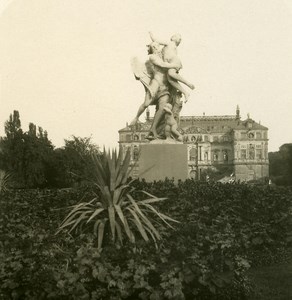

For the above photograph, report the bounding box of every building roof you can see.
[118,120,152,133]
[119,114,268,134]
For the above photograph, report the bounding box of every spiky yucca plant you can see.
[0,170,11,192]
[57,149,178,249]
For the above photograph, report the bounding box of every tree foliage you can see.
[0,111,102,188]
[0,111,55,188]
[56,136,101,186]
[269,143,292,186]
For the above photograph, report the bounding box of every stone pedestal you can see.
[138,142,188,182]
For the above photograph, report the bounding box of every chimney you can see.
[236,105,240,120]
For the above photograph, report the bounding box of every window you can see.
[241,149,247,159]
[223,151,228,161]
[204,152,208,161]
[213,136,219,142]
[204,135,209,142]
[213,152,219,161]
[126,134,131,141]
[248,145,255,159]
[133,134,139,141]
[256,149,262,159]
[241,132,247,139]
[189,170,197,179]
[189,148,197,161]
[133,146,139,161]
[256,132,261,139]
[248,132,254,139]
[183,135,189,142]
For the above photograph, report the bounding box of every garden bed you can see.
[1,181,291,299]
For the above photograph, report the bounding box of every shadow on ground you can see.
[248,261,292,300]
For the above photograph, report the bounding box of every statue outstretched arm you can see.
[149,31,168,46]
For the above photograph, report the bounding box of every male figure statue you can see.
[149,32,195,103]
[130,42,178,139]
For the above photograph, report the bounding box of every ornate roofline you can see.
[180,115,237,121]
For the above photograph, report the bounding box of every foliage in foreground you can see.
[57,150,178,248]
[0,170,11,193]
[0,182,291,299]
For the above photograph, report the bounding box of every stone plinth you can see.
[138,142,188,182]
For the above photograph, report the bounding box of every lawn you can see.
[248,260,292,300]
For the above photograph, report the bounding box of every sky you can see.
[0,0,291,152]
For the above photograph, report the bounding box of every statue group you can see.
[130,32,195,142]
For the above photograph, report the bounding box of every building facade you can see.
[118,107,269,181]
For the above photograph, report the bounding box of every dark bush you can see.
[0,182,291,299]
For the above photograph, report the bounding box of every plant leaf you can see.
[108,206,116,241]
[127,207,149,241]
[115,221,123,245]
[98,220,105,249]
[114,204,134,242]
[68,211,91,233]
[87,208,105,224]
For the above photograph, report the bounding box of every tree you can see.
[21,123,55,187]
[53,136,101,187]
[0,111,55,188]
[269,143,292,185]
[0,111,26,186]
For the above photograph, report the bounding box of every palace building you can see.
[118,106,269,181]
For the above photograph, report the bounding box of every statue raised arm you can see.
[130,42,179,128]
[130,40,185,140]
[149,32,195,103]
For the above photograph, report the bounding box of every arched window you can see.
[189,148,197,161]
[204,152,208,161]
[190,170,197,179]
[213,152,219,161]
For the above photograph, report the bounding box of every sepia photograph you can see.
[0,0,291,299]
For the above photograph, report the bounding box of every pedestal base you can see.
[138,143,188,182]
